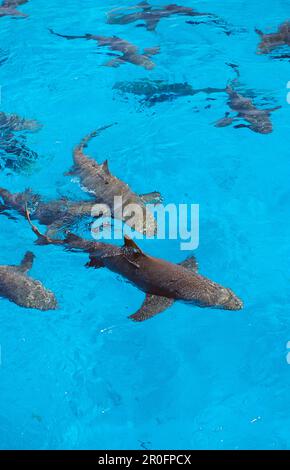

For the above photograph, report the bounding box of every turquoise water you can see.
[0,0,290,450]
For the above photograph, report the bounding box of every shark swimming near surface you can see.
[113,78,225,106]
[214,85,281,134]
[255,21,290,55]
[0,187,97,237]
[107,2,214,32]
[49,29,160,69]
[26,210,243,322]
[0,251,57,310]
[67,124,161,237]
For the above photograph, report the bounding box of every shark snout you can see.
[220,288,243,311]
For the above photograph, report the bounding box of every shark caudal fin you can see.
[25,205,56,245]
[75,123,118,154]
[129,294,174,322]
[18,251,35,273]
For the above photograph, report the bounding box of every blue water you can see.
[0,0,290,450]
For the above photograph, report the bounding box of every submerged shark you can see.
[68,124,161,237]
[49,29,160,70]
[214,85,281,134]
[26,212,243,321]
[114,79,225,106]
[0,0,29,18]
[0,111,41,172]
[0,187,97,236]
[107,2,213,32]
[0,251,57,310]
[256,21,290,55]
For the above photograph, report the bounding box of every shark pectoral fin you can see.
[214,114,235,128]
[18,251,35,273]
[140,191,163,204]
[64,166,77,177]
[104,57,123,68]
[129,294,174,322]
[85,255,105,269]
[179,255,198,273]
[266,105,282,113]
[145,19,159,31]
[144,46,160,56]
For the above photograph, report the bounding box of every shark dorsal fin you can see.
[18,251,35,273]
[101,160,110,175]
[124,235,143,254]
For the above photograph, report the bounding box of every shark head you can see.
[215,287,243,311]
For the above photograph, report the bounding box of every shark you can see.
[49,29,160,69]
[67,124,161,237]
[106,2,213,32]
[256,21,290,55]
[0,251,57,310]
[113,78,225,106]
[0,187,97,237]
[26,211,243,322]
[214,85,281,134]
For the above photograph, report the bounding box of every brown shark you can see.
[0,187,96,236]
[68,124,161,237]
[26,211,243,322]
[107,2,213,32]
[49,29,160,69]
[0,0,29,18]
[0,251,57,310]
[256,21,290,54]
[215,85,281,134]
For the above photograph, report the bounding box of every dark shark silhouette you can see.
[0,187,97,237]
[0,0,29,18]
[114,79,225,106]
[49,29,160,69]
[107,2,213,32]
[67,124,161,237]
[256,21,290,55]
[26,211,243,322]
[0,251,57,310]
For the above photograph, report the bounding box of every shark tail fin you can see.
[73,123,118,162]
[25,204,52,245]
[19,251,35,273]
